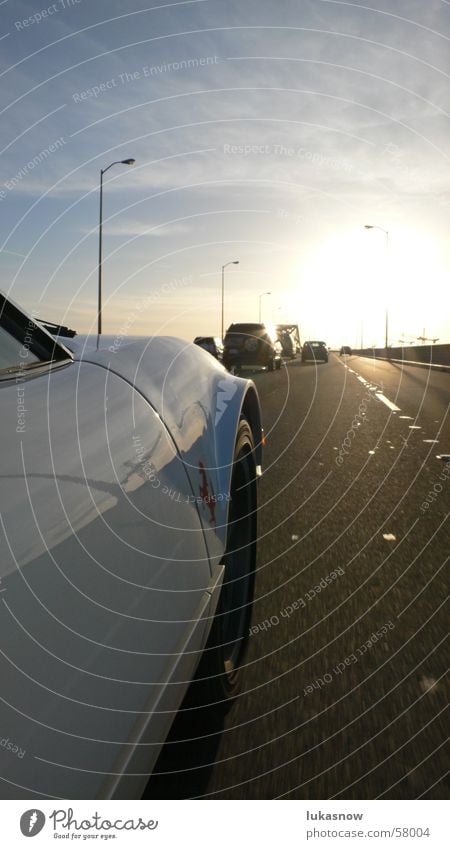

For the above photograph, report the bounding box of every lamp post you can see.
[221,260,239,340]
[98,158,135,335]
[258,291,271,323]
[364,224,389,349]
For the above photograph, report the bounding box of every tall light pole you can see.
[221,260,239,340]
[258,291,271,323]
[364,224,389,349]
[98,158,135,335]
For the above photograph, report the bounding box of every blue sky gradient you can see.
[1,0,449,345]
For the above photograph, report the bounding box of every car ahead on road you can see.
[301,340,329,363]
[223,322,282,372]
[0,291,262,800]
[340,345,352,356]
[193,335,224,360]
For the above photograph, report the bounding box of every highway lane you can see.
[340,355,449,438]
[145,354,449,800]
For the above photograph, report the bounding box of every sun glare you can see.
[284,228,446,347]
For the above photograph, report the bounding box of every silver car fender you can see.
[69,335,263,568]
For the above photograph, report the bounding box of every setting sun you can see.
[281,227,447,348]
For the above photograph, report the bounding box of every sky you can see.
[1,0,449,347]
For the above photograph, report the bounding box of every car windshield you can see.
[0,324,41,371]
[229,324,263,332]
[0,294,71,376]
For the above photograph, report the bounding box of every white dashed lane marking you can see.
[339,358,401,412]
[374,392,401,412]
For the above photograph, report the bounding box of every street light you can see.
[258,291,271,323]
[221,260,239,340]
[364,224,389,349]
[417,334,439,344]
[98,158,135,335]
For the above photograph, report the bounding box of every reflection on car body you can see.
[0,291,263,799]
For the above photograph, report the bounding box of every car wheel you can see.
[267,357,274,371]
[275,358,281,370]
[190,419,256,711]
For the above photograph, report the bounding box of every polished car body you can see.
[223,322,282,372]
[0,292,262,800]
[301,340,329,363]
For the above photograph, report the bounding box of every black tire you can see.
[275,358,281,370]
[191,420,256,711]
[267,357,274,371]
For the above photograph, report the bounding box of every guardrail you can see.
[351,344,450,369]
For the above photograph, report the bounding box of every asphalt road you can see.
[145,354,449,800]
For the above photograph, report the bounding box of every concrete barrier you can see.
[351,344,450,369]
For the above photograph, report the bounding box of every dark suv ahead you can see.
[223,323,282,372]
[301,340,329,363]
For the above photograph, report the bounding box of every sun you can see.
[282,227,448,347]
[283,232,380,346]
